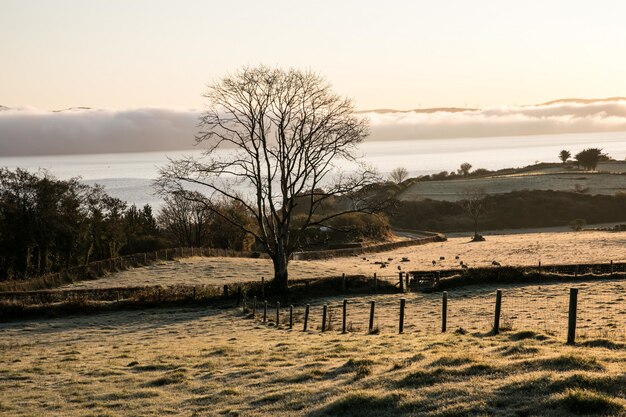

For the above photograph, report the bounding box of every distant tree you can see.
[389,167,409,184]
[569,218,586,231]
[157,191,212,247]
[206,200,257,251]
[460,188,487,241]
[575,148,607,170]
[559,150,571,164]
[458,162,472,177]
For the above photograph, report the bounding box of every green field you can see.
[399,162,626,202]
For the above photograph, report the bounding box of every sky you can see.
[2,0,626,111]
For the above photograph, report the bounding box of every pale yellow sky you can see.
[1,0,626,110]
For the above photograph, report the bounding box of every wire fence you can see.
[241,279,626,343]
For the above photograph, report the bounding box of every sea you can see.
[1,131,625,209]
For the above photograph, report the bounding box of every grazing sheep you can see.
[461,264,469,269]
[432,260,437,266]
[397,266,402,270]
[455,255,460,260]
[492,261,501,266]
[401,257,410,262]
[387,258,394,262]
[460,261,464,266]
[439,256,445,261]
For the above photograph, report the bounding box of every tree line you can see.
[0,168,389,282]
[0,169,258,281]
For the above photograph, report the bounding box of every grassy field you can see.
[61,230,626,289]
[1,285,625,417]
[398,162,626,202]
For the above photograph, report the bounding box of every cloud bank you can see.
[0,107,201,156]
[366,99,626,141]
[2,99,626,156]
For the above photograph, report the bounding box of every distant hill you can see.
[357,107,477,114]
[541,97,626,105]
[360,97,626,114]
[51,107,94,112]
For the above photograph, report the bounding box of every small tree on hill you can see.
[559,150,571,164]
[458,162,472,177]
[575,148,607,171]
[460,187,487,241]
[389,167,409,184]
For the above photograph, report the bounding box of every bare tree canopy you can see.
[389,167,409,184]
[461,187,487,241]
[156,66,378,289]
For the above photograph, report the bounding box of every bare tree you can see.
[389,167,409,184]
[458,162,472,177]
[460,187,487,241]
[157,191,212,247]
[156,66,378,290]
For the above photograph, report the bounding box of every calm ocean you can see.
[2,131,626,208]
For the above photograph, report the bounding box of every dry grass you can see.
[59,230,626,290]
[1,286,625,416]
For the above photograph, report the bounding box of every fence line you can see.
[0,246,268,293]
[241,285,626,344]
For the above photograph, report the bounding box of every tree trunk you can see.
[474,217,479,238]
[272,252,289,292]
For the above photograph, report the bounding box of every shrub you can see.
[569,218,586,231]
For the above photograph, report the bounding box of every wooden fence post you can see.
[405,274,409,292]
[261,277,265,299]
[322,304,328,332]
[303,304,310,331]
[610,260,613,276]
[276,302,280,326]
[263,300,268,323]
[399,272,404,292]
[567,288,578,345]
[493,289,502,335]
[289,305,293,329]
[368,301,376,334]
[342,299,347,334]
[342,273,346,293]
[374,273,377,291]
[399,298,405,334]
[442,291,448,332]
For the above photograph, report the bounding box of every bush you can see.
[569,219,586,231]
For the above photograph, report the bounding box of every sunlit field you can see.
[61,230,626,290]
[1,288,625,417]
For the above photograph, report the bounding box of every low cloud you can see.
[367,99,626,140]
[2,100,626,156]
[0,107,200,156]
